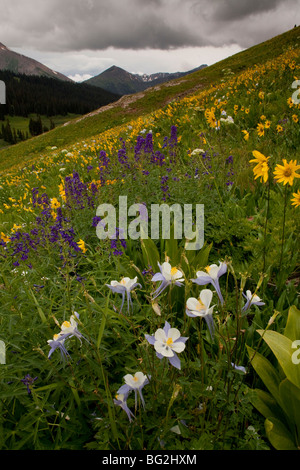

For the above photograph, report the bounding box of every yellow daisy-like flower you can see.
[273,159,300,186]
[242,130,249,141]
[0,232,10,244]
[276,125,283,133]
[245,108,250,114]
[264,120,271,129]
[77,239,87,253]
[291,189,300,207]
[287,97,294,108]
[256,123,265,137]
[249,150,270,183]
[292,114,298,123]
[50,198,61,210]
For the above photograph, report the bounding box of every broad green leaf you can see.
[257,330,300,389]
[141,237,160,272]
[265,417,297,450]
[284,305,300,342]
[164,223,181,265]
[248,388,285,422]
[279,378,300,431]
[188,242,212,272]
[246,345,281,405]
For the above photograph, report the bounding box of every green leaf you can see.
[97,292,111,350]
[164,223,181,265]
[141,237,160,272]
[246,345,281,405]
[265,417,297,450]
[257,330,300,389]
[279,378,300,432]
[188,242,212,271]
[28,287,47,323]
[248,388,284,422]
[284,305,300,342]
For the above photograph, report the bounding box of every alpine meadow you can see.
[0,26,300,451]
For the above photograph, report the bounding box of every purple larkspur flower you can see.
[21,374,38,394]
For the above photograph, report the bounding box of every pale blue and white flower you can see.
[106,276,141,313]
[145,321,188,370]
[151,262,184,299]
[117,371,150,409]
[60,312,89,344]
[241,290,265,313]
[186,289,216,339]
[47,333,70,361]
[231,362,247,374]
[113,389,135,422]
[192,261,227,304]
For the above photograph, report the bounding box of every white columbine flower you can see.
[47,333,70,361]
[192,261,227,305]
[242,290,265,313]
[106,276,141,313]
[186,289,216,339]
[113,390,135,422]
[117,372,150,409]
[145,321,188,370]
[60,312,88,344]
[151,262,184,299]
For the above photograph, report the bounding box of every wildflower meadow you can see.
[0,28,300,452]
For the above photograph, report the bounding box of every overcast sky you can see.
[1,0,299,81]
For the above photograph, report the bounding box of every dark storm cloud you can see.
[1,0,299,52]
[212,0,285,21]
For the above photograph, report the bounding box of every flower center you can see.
[133,376,138,382]
[62,321,71,328]
[196,299,206,311]
[205,266,211,273]
[120,278,126,285]
[170,267,178,276]
[166,337,173,346]
[284,168,292,177]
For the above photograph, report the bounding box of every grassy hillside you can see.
[0,26,299,173]
[0,27,299,451]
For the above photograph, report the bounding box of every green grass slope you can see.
[0,26,299,173]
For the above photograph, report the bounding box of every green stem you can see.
[279,184,288,271]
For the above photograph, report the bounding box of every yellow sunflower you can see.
[291,189,300,208]
[273,159,300,186]
[256,123,265,137]
[249,150,270,183]
[242,130,249,141]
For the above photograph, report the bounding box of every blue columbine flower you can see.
[186,289,216,339]
[106,276,141,313]
[242,290,265,314]
[151,261,184,300]
[145,321,188,370]
[117,372,150,409]
[192,261,227,305]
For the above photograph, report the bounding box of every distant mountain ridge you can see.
[83,64,208,95]
[0,42,72,82]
